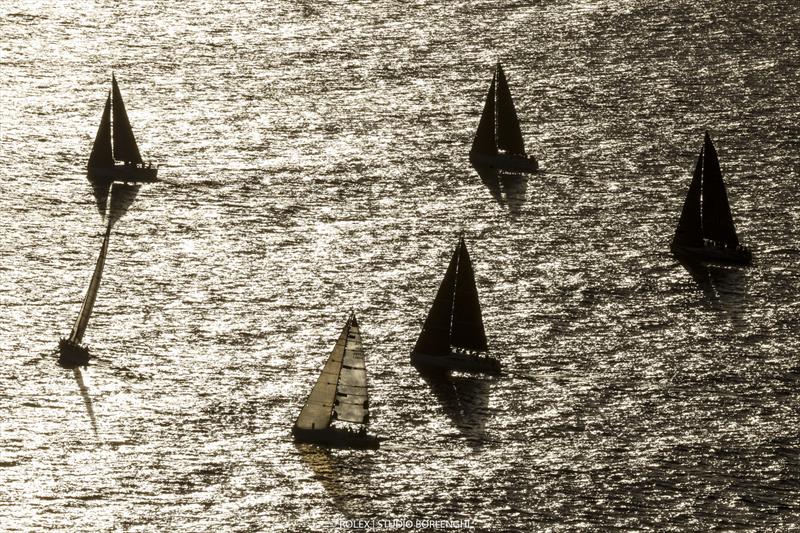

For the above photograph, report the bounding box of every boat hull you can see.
[469,152,538,173]
[670,241,752,265]
[411,350,501,376]
[292,426,380,449]
[88,164,159,183]
[58,338,91,368]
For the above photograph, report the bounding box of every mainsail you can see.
[414,237,487,356]
[700,133,738,247]
[295,314,370,430]
[334,315,369,424]
[111,74,143,164]
[69,222,112,344]
[495,63,526,156]
[471,73,498,156]
[450,238,488,351]
[88,93,113,168]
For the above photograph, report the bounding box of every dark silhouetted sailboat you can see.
[87,74,158,182]
[411,236,500,375]
[469,63,538,174]
[671,132,751,265]
[292,313,380,449]
[58,222,112,368]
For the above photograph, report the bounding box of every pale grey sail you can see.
[334,317,369,424]
[69,223,112,344]
[295,317,360,430]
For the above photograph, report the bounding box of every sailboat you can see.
[292,312,380,449]
[671,132,752,265]
[87,74,158,182]
[411,236,500,375]
[58,221,112,368]
[469,63,538,174]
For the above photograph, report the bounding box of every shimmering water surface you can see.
[1,1,799,531]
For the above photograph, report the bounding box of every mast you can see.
[414,243,459,356]
[495,63,526,156]
[295,315,362,430]
[471,72,498,155]
[69,222,112,344]
[673,146,704,246]
[450,237,488,352]
[332,314,370,425]
[111,74,143,164]
[700,132,739,247]
[88,93,113,168]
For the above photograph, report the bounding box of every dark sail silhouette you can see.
[412,237,499,375]
[700,134,738,247]
[88,93,113,168]
[471,73,498,156]
[495,63,526,156]
[87,74,158,182]
[671,132,751,265]
[111,74,143,164]
[58,221,112,367]
[451,239,488,351]
[469,63,537,174]
[293,313,380,449]
[414,244,459,357]
[674,147,704,247]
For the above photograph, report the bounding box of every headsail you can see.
[495,63,526,156]
[295,315,367,430]
[69,222,112,344]
[673,146,704,246]
[700,133,739,247]
[450,237,488,352]
[111,74,143,164]
[88,93,113,168]
[471,72,498,156]
[413,244,459,357]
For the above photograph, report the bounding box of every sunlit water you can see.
[1,1,799,531]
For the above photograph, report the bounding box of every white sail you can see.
[69,223,112,344]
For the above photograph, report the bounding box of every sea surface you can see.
[1,1,799,531]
